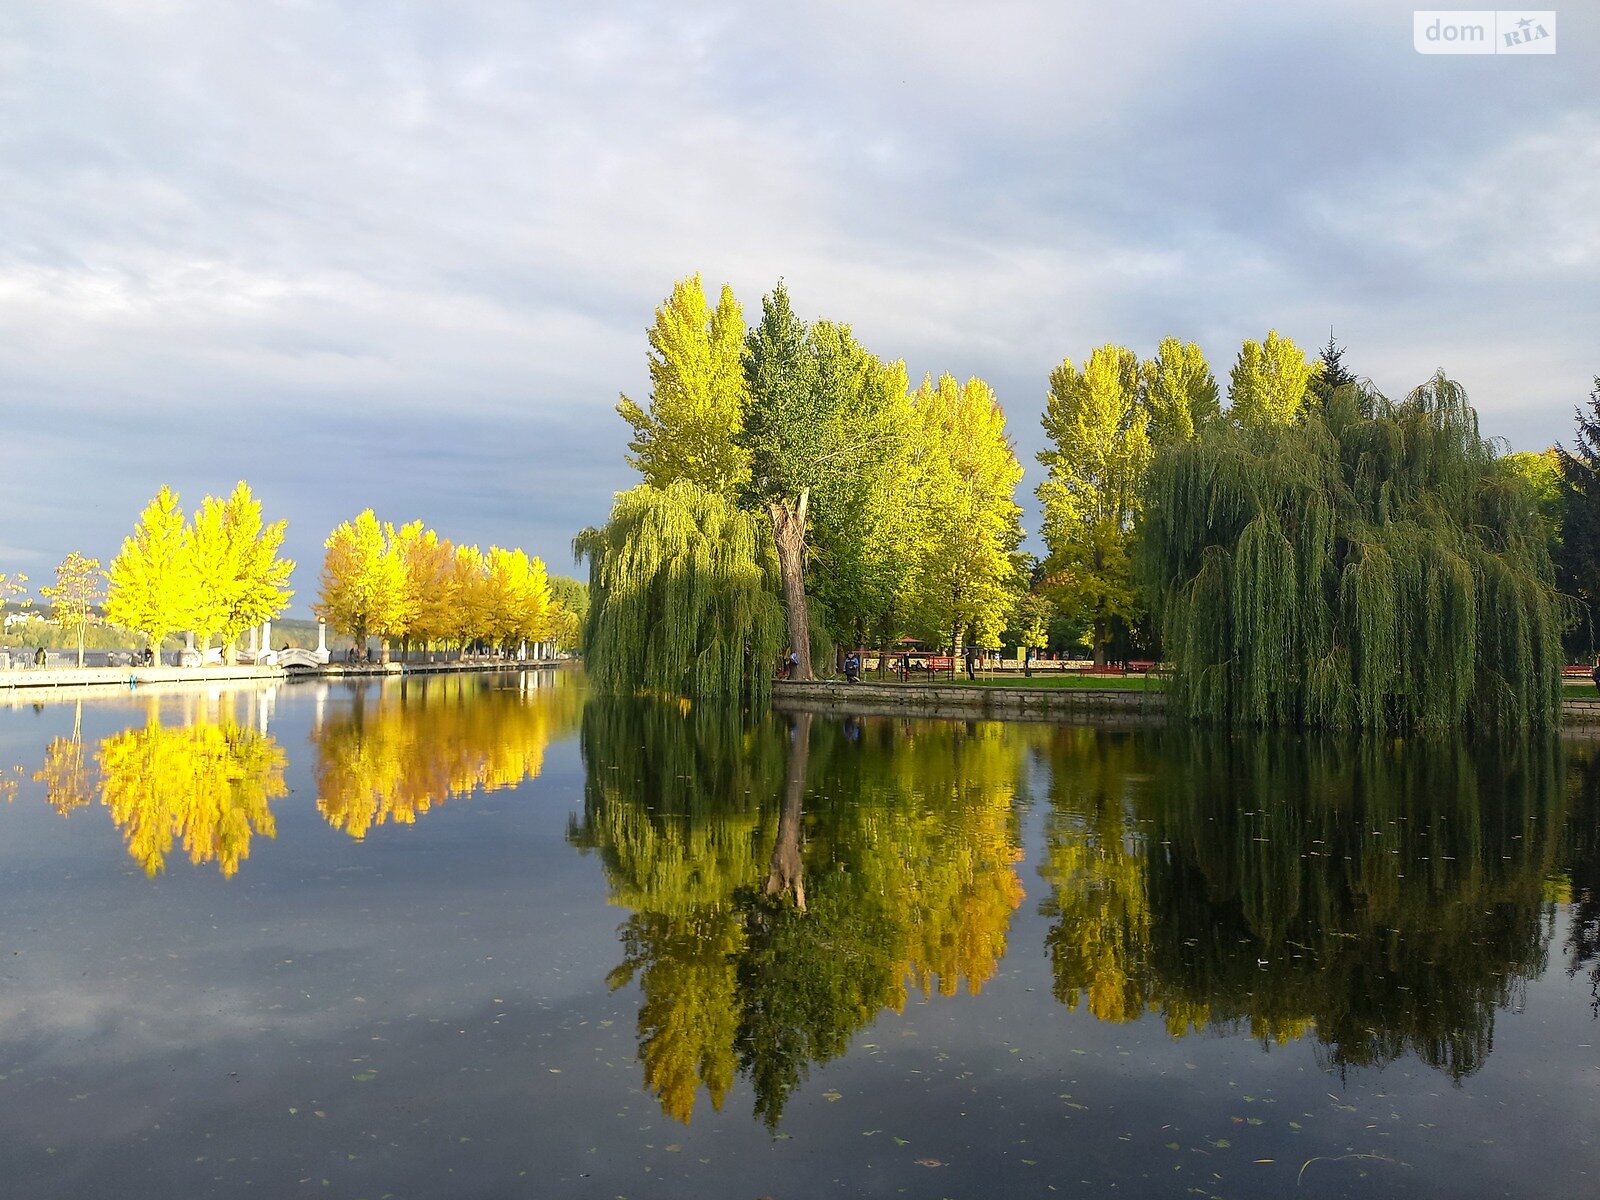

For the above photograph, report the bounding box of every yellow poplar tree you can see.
[906,374,1025,652]
[106,486,199,661]
[1037,345,1152,666]
[388,521,457,653]
[1228,329,1318,428]
[316,510,403,658]
[188,482,294,662]
[483,547,553,653]
[450,544,490,652]
[616,274,751,498]
[1143,337,1219,446]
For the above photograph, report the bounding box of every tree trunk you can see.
[1093,617,1108,668]
[769,489,813,682]
[76,624,85,669]
[765,711,810,911]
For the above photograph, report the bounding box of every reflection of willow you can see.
[1039,730,1562,1079]
[571,702,1027,1127]
[42,695,288,877]
[1564,743,1600,1015]
[314,674,582,838]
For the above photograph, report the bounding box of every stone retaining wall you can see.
[773,679,1166,723]
[778,679,1600,729]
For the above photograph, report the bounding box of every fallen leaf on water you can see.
[915,1158,944,1168]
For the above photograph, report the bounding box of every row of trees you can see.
[4,485,590,665]
[585,273,1571,728]
[314,510,583,658]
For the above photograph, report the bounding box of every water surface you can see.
[1,673,1597,1197]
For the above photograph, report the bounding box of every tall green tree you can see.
[738,286,909,677]
[616,275,751,498]
[907,373,1024,653]
[41,552,103,667]
[106,486,198,661]
[800,322,915,655]
[1037,345,1150,666]
[1227,329,1318,428]
[738,282,825,678]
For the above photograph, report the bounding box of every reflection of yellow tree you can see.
[1037,727,1159,1025]
[853,719,1027,1002]
[35,701,94,816]
[314,673,582,838]
[574,704,1030,1126]
[97,697,286,878]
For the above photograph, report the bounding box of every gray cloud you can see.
[1,0,1595,602]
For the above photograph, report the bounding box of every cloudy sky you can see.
[2,0,1595,612]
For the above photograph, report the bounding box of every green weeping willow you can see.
[1141,376,1565,731]
[574,480,787,703]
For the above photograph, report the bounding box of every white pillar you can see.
[317,621,327,654]
[247,626,258,655]
[261,618,272,651]
[185,631,196,651]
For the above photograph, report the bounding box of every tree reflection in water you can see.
[1039,729,1565,1079]
[26,671,582,876]
[312,673,583,839]
[1563,741,1600,1016]
[571,700,1029,1127]
[31,692,288,877]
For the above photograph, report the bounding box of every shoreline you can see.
[0,658,564,697]
[775,678,1600,730]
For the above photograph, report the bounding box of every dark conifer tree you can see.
[1555,377,1600,654]
[1311,331,1357,404]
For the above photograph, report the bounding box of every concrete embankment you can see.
[773,679,1166,725]
[778,679,1600,730]
[0,659,559,695]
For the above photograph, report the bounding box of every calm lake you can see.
[1,670,1597,1198]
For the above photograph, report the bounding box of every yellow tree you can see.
[388,522,456,654]
[483,547,553,654]
[1228,329,1318,428]
[106,486,198,661]
[1037,345,1151,666]
[1143,337,1219,446]
[97,695,287,877]
[316,510,403,659]
[188,482,294,662]
[0,571,28,619]
[616,274,751,498]
[41,552,103,667]
[449,543,490,653]
[906,374,1025,653]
